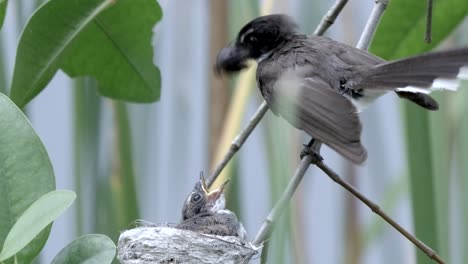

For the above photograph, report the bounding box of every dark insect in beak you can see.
[215,44,251,75]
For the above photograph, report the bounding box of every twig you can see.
[315,161,446,264]
[356,0,389,50]
[207,101,268,188]
[252,140,320,246]
[313,0,349,36]
[425,0,433,43]
[207,0,350,189]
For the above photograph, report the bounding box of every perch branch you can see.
[315,161,446,264]
[252,140,321,245]
[313,0,349,36]
[356,0,389,50]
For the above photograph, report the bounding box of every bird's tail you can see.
[356,47,468,93]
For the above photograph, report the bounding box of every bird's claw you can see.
[300,144,323,164]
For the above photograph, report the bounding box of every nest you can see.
[117,225,258,264]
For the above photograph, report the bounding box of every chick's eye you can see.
[191,193,201,202]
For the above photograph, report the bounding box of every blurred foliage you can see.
[372,1,468,263]
[0,0,6,29]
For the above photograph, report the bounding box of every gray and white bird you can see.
[176,175,247,240]
[215,14,468,164]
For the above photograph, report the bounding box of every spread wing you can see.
[267,73,367,164]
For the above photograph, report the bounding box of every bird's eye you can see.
[191,193,201,202]
[248,35,258,43]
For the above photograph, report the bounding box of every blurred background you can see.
[1,0,467,263]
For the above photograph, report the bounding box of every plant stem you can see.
[252,140,320,245]
[356,0,389,50]
[207,101,268,187]
[313,0,349,36]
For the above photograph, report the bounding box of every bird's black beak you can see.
[215,43,251,75]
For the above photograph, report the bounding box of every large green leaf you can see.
[10,0,162,108]
[51,234,116,264]
[0,94,55,264]
[0,0,7,30]
[0,190,76,262]
[371,0,468,59]
[371,1,468,263]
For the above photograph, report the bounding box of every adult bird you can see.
[177,175,246,240]
[215,14,468,164]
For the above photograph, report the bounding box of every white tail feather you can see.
[396,66,468,94]
[458,66,468,80]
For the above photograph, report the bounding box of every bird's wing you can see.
[306,35,385,66]
[269,70,367,164]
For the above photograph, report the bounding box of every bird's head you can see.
[215,14,298,74]
[181,173,229,220]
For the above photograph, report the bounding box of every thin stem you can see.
[356,0,389,50]
[313,0,349,36]
[252,140,320,245]
[207,101,268,188]
[315,161,446,264]
[425,0,433,43]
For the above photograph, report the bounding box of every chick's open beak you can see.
[204,179,229,204]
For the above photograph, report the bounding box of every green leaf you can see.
[401,107,440,264]
[0,190,76,262]
[371,0,468,59]
[51,234,116,264]
[10,0,162,108]
[0,0,7,30]
[371,2,468,263]
[0,93,55,264]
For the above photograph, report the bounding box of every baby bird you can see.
[176,174,247,240]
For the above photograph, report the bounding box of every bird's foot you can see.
[300,144,323,164]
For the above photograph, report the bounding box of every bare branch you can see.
[315,161,446,264]
[207,101,269,188]
[252,140,321,246]
[314,0,349,36]
[356,0,389,50]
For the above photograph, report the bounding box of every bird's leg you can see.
[300,138,323,164]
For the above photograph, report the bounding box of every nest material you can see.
[117,226,258,264]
